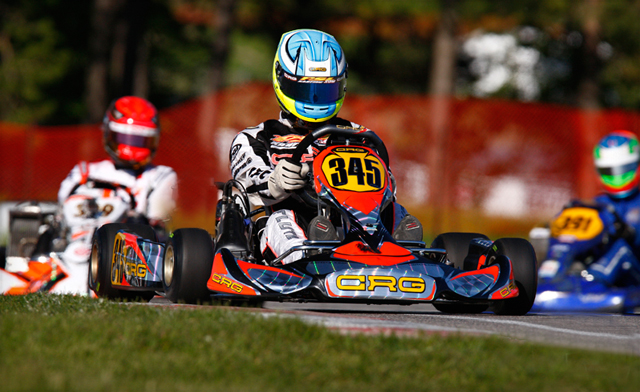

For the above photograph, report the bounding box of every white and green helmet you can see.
[273,29,347,123]
[594,130,640,197]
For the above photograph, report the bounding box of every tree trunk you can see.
[576,0,602,199]
[197,0,237,152]
[122,0,150,98]
[427,0,457,234]
[85,0,124,123]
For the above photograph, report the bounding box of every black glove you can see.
[605,204,636,243]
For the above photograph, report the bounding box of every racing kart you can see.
[532,200,640,313]
[0,183,149,296]
[89,125,538,314]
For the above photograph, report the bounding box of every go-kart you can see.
[532,200,640,313]
[89,125,537,314]
[0,183,148,296]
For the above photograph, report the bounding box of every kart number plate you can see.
[550,207,604,241]
[320,147,386,192]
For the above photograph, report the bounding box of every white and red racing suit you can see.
[53,159,178,294]
[58,159,178,225]
[230,113,408,264]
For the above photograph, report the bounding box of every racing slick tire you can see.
[431,232,490,269]
[163,228,214,304]
[89,223,157,302]
[431,232,490,314]
[490,238,538,315]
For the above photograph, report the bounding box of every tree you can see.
[428,0,457,232]
[0,0,86,124]
[86,0,124,122]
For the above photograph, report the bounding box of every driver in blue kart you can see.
[229,28,422,265]
[586,131,640,286]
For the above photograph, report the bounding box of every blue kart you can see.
[532,201,640,313]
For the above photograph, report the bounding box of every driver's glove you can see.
[268,160,310,200]
[605,204,637,243]
[83,198,100,218]
[615,219,636,244]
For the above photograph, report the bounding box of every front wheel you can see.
[490,238,538,315]
[163,228,214,304]
[430,232,490,270]
[89,223,157,302]
[431,232,490,314]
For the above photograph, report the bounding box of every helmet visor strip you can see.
[597,161,639,177]
[106,130,159,150]
[278,71,346,104]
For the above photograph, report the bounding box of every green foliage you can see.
[226,31,274,85]
[1,294,639,392]
[0,7,72,123]
[4,0,640,123]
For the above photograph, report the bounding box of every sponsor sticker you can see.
[326,268,435,300]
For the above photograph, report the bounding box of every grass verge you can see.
[1,294,638,392]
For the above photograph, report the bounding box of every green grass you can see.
[1,294,638,392]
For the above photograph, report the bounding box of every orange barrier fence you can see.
[2,82,640,235]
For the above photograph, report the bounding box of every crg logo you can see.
[336,275,426,293]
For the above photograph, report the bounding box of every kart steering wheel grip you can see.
[287,124,390,168]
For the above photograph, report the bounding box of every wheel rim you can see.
[164,245,174,287]
[90,242,99,284]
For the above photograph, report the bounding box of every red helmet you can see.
[102,96,160,169]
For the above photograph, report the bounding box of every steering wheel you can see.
[69,179,137,212]
[287,124,390,207]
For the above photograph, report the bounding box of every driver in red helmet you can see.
[54,96,178,294]
[230,29,422,265]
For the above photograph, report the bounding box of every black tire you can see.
[490,238,538,315]
[163,228,214,304]
[430,232,490,270]
[430,232,490,314]
[0,246,6,269]
[89,223,157,302]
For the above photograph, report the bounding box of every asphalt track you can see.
[151,298,640,356]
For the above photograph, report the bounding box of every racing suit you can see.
[230,113,410,264]
[54,159,177,294]
[588,191,640,286]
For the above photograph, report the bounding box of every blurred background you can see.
[2,0,640,239]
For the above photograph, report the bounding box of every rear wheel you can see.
[430,232,490,314]
[490,238,538,315]
[163,228,214,304]
[89,223,157,302]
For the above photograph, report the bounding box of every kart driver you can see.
[229,28,422,265]
[54,96,178,294]
[585,131,640,286]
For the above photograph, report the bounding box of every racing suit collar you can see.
[114,161,151,176]
[604,187,640,200]
[279,111,328,135]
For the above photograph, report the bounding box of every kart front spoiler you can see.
[533,282,640,313]
[206,246,520,304]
